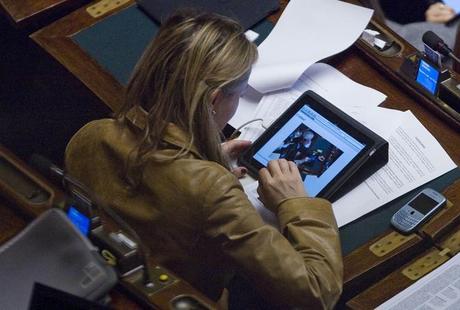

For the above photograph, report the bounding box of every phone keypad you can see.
[392,207,424,232]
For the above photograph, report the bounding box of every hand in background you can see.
[257,159,308,213]
[426,3,455,23]
[221,139,252,178]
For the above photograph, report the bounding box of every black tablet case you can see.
[136,0,280,30]
[241,91,389,202]
[297,91,388,201]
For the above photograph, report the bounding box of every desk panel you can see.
[31,1,273,110]
[73,5,273,86]
[31,0,460,152]
[30,0,460,250]
[0,0,88,28]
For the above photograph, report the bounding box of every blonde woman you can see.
[65,12,342,309]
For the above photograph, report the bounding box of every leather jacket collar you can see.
[126,106,203,159]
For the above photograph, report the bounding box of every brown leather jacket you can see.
[65,118,343,309]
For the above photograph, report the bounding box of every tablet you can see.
[239,91,388,201]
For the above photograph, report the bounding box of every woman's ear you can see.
[210,89,224,111]
[211,89,224,114]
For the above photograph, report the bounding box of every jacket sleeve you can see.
[201,172,343,309]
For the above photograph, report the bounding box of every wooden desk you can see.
[0,197,145,309]
[25,0,460,306]
[0,144,216,309]
[30,0,140,111]
[30,0,460,160]
[0,0,89,29]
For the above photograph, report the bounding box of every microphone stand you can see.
[448,52,460,67]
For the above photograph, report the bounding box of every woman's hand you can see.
[426,3,455,23]
[221,139,252,178]
[257,159,308,213]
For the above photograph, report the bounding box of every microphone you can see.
[29,155,92,212]
[422,31,460,65]
[29,154,154,287]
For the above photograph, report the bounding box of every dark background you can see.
[0,15,110,167]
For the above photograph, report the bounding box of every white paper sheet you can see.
[239,63,387,141]
[248,0,373,93]
[377,253,460,310]
[332,110,456,227]
[240,109,455,228]
[229,87,263,129]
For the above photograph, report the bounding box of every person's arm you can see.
[379,0,434,24]
[201,161,342,308]
[426,2,456,23]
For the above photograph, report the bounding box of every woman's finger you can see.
[267,159,282,176]
[222,139,252,158]
[288,161,301,177]
[259,167,272,184]
[278,158,290,174]
[231,166,248,178]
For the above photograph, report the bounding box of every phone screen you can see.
[67,206,90,236]
[408,193,438,215]
[416,59,440,95]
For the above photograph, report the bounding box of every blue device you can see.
[416,59,441,95]
[67,206,90,236]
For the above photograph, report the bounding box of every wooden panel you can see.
[0,198,27,244]
[31,0,134,111]
[347,247,447,309]
[343,229,426,302]
[0,0,89,28]
[31,0,460,162]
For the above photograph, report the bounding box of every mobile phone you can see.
[391,188,446,234]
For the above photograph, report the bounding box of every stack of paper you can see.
[376,253,460,309]
[229,0,374,129]
[239,63,387,142]
[332,108,456,227]
[248,0,373,93]
[233,0,456,227]
[239,63,456,228]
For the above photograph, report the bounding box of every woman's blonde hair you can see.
[117,12,258,187]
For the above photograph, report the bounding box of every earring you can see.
[212,110,216,115]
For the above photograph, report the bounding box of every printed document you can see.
[333,110,456,227]
[239,63,387,141]
[237,60,455,228]
[248,0,373,93]
[377,253,460,310]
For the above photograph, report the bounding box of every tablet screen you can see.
[252,104,366,197]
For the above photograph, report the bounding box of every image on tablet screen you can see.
[270,124,344,180]
[253,105,365,197]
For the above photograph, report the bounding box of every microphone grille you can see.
[422,31,441,48]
